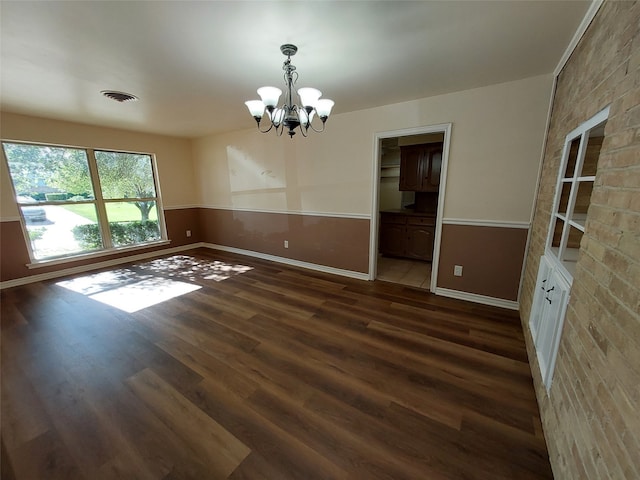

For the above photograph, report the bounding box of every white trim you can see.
[0,243,198,289]
[565,104,610,140]
[435,287,519,311]
[544,105,610,284]
[26,240,171,269]
[203,243,370,281]
[201,205,370,220]
[369,122,453,294]
[554,0,604,76]
[1,241,369,289]
[2,238,517,313]
[431,124,453,294]
[441,218,530,229]
[163,204,201,210]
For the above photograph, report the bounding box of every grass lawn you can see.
[62,202,158,222]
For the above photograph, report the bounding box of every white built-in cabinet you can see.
[529,254,571,390]
[530,106,609,392]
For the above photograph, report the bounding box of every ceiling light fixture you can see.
[245,44,334,138]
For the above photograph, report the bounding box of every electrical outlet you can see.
[186,230,192,238]
[454,265,463,277]
[284,240,289,248]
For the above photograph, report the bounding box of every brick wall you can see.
[520,1,640,479]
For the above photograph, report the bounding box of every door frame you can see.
[369,123,452,293]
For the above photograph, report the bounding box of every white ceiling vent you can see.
[101,90,139,102]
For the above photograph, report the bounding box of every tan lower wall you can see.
[199,208,370,274]
[437,224,528,302]
[0,208,201,283]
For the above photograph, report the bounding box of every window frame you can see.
[545,105,609,280]
[2,140,169,266]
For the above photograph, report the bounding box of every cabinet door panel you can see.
[530,255,554,342]
[425,149,442,191]
[405,226,434,261]
[531,255,571,392]
[399,147,424,191]
[379,224,406,257]
[537,270,570,389]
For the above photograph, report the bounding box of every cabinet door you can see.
[534,263,571,391]
[422,148,442,191]
[379,223,406,257]
[399,146,424,191]
[405,225,434,261]
[529,255,554,342]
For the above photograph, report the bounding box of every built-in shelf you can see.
[547,106,608,282]
[569,214,587,231]
[380,166,401,178]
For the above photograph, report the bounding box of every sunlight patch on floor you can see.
[140,255,254,282]
[56,255,253,312]
[58,273,201,313]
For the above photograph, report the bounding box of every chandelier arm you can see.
[257,121,275,134]
[305,112,328,133]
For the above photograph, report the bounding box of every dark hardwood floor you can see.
[1,248,553,479]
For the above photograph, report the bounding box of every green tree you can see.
[3,143,156,222]
[94,151,156,221]
[2,143,76,196]
[50,150,93,196]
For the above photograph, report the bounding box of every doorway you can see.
[369,124,452,292]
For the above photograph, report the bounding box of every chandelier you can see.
[245,44,334,138]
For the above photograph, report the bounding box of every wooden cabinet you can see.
[379,212,435,261]
[399,143,443,192]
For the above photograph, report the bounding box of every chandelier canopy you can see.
[245,44,334,138]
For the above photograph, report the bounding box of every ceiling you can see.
[0,1,591,139]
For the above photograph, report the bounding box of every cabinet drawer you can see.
[380,213,407,225]
[407,216,435,226]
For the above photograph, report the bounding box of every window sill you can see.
[27,240,171,269]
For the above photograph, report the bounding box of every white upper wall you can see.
[193,74,553,222]
[1,74,552,222]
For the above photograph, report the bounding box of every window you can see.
[547,106,609,278]
[2,142,166,262]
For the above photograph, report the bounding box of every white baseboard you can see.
[0,242,369,289]
[202,243,370,281]
[0,244,200,289]
[434,287,519,310]
[3,242,516,314]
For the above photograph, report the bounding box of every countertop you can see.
[380,209,436,217]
